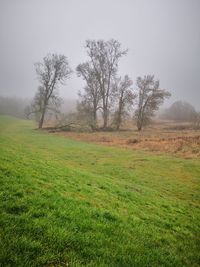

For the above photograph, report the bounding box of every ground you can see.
[55,120,200,159]
[0,116,199,266]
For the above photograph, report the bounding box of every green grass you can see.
[0,116,199,267]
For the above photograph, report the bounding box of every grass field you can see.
[0,116,199,267]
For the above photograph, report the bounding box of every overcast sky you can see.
[0,0,199,108]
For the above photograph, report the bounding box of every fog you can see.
[0,0,199,109]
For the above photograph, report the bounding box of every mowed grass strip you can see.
[0,116,199,267]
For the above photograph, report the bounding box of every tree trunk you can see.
[92,111,97,130]
[103,109,108,129]
[116,100,123,131]
[115,113,121,131]
[38,109,46,129]
[137,120,142,131]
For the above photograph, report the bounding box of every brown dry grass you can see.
[54,120,200,159]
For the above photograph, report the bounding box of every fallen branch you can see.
[42,122,87,132]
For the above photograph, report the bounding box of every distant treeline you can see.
[0,96,29,119]
[161,101,199,122]
[0,96,76,119]
[1,95,199,129]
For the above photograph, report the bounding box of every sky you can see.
[0,0,199,108]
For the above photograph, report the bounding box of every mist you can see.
[0,0,199,109]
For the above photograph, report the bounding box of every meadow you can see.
[0,116,199,266]
[56,120,200,159]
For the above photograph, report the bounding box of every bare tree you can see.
[26,86,62,122]
[76,100,96,130]
[31,54,72,128]
[84,39,128,129]
[135,75,171,131]
[112,75,135,130]
[76,62,101,129]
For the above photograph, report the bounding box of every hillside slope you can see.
[0,116,199,266]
